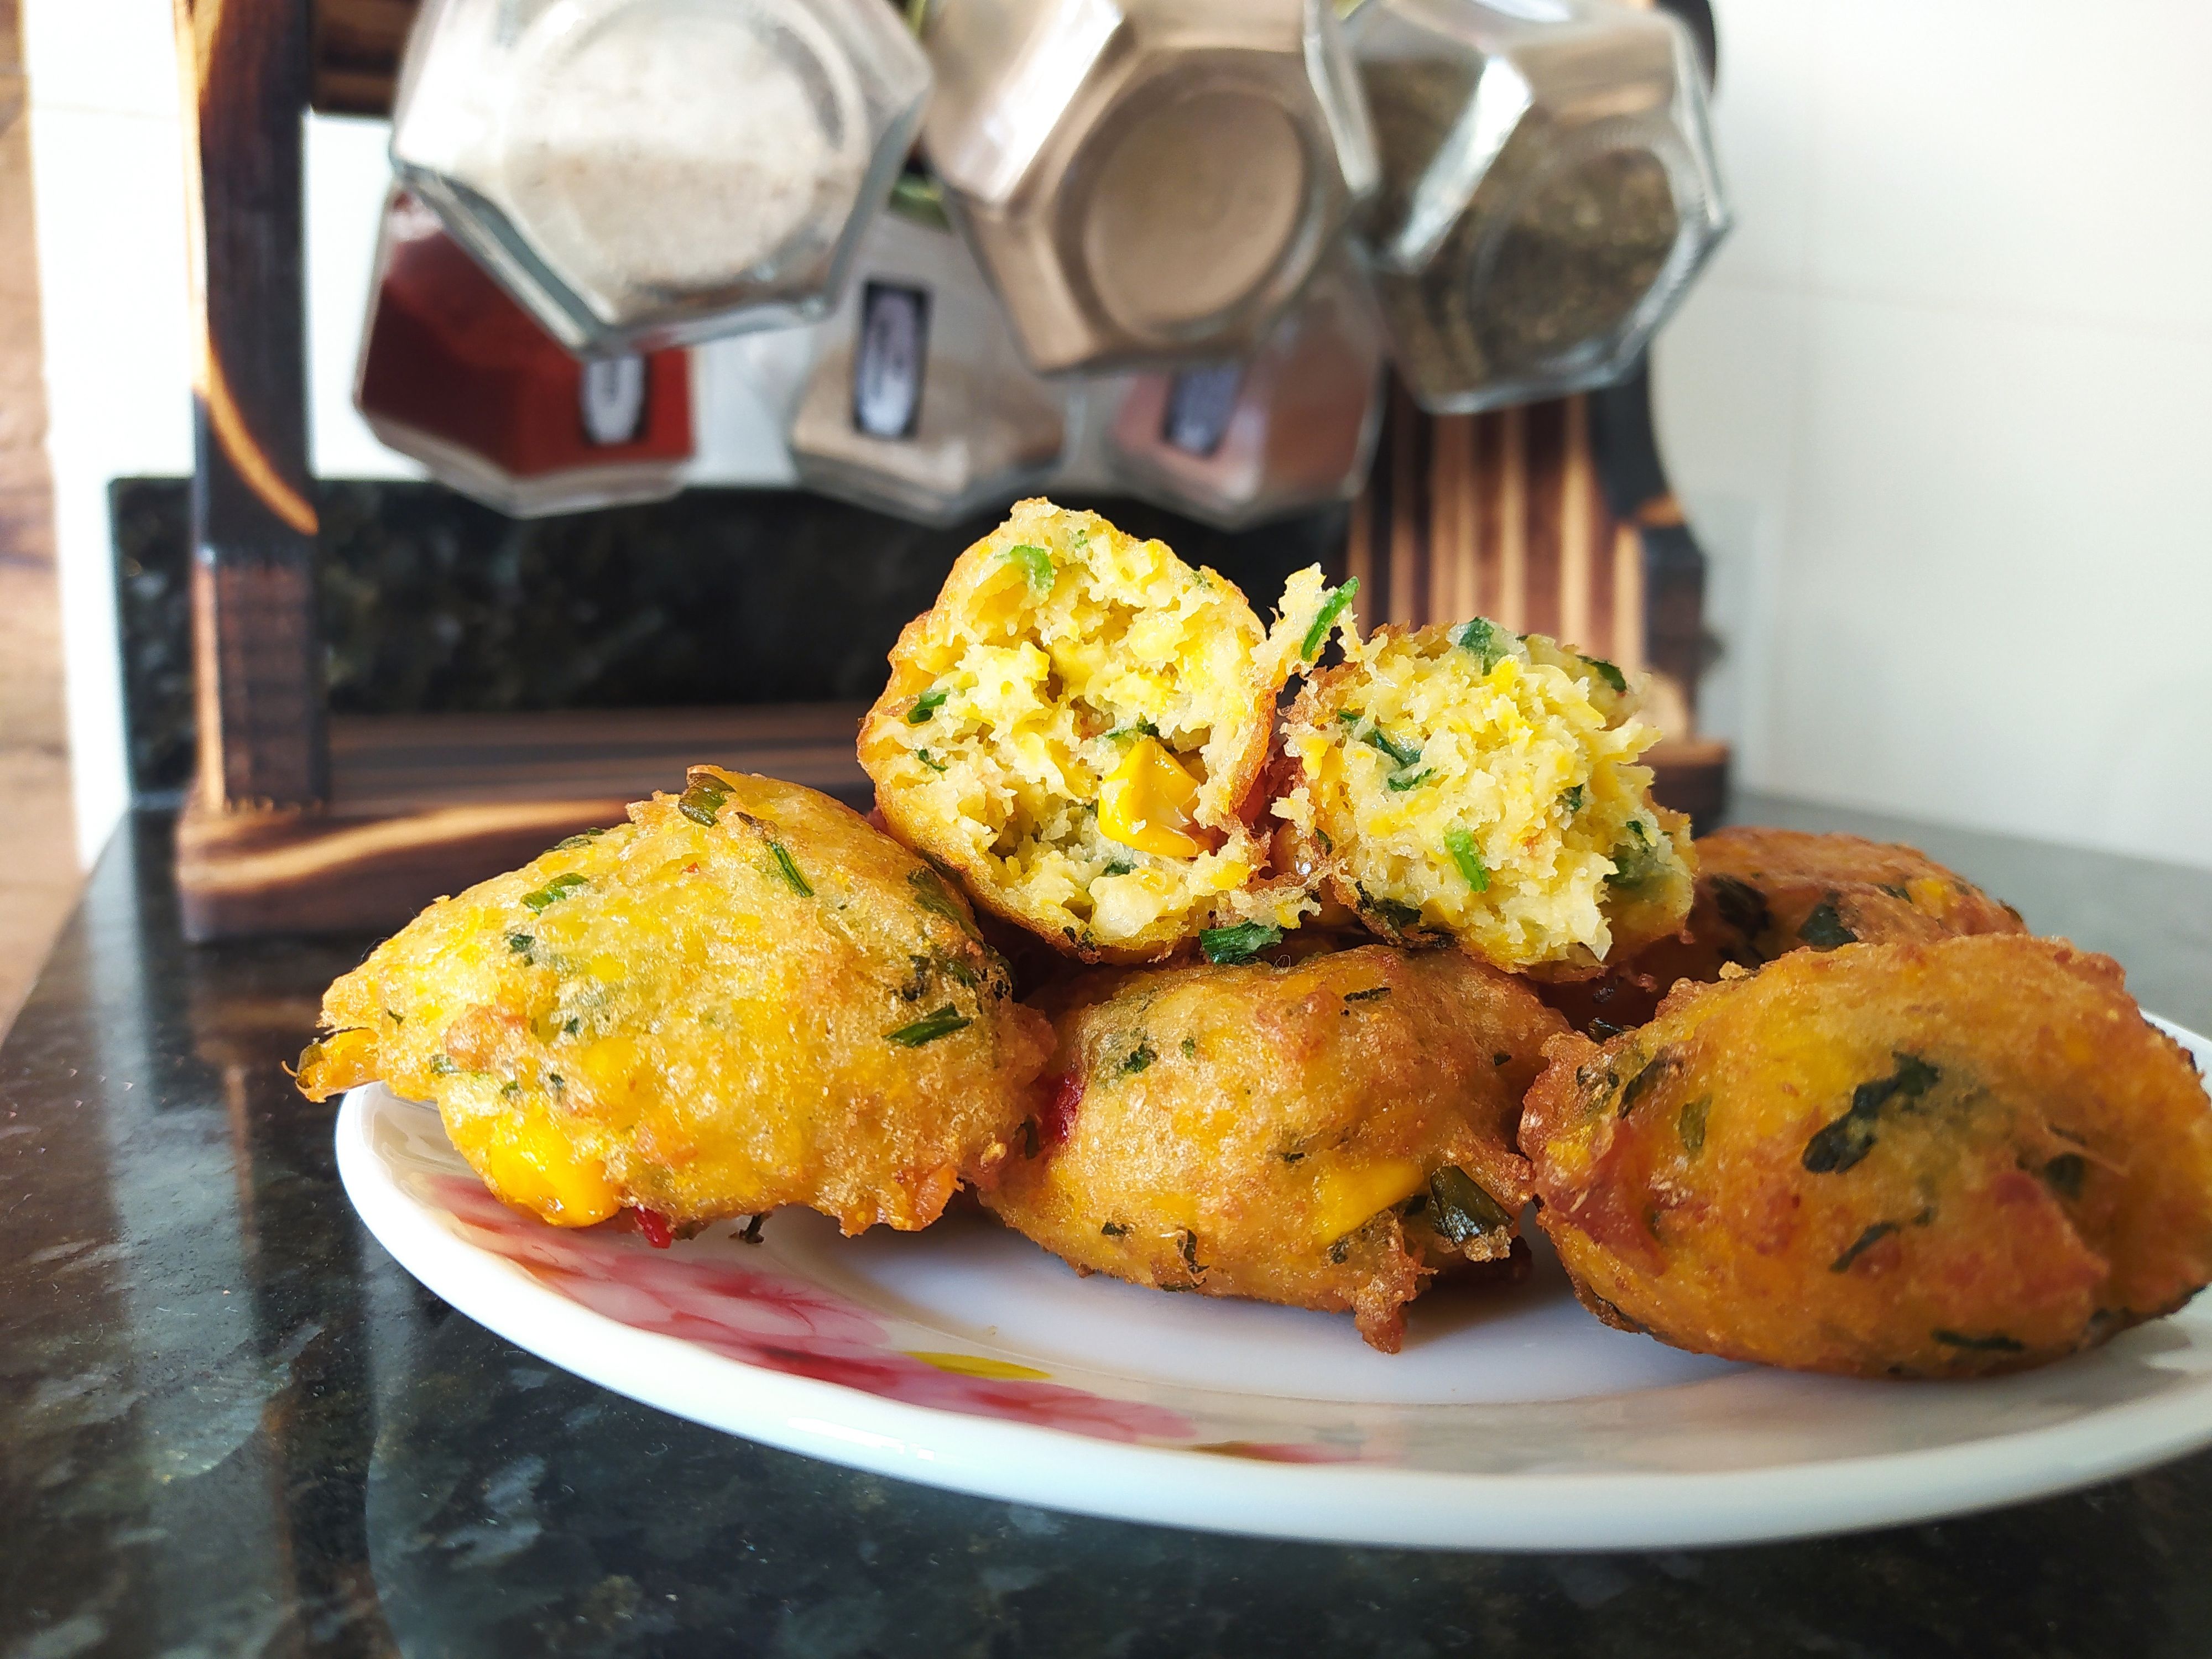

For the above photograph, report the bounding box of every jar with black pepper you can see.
[389,0,931,352]
[1104,255,1384,529]
[786,182,1070,525]
[917,0,1377,374]
[1348,0,1728,413]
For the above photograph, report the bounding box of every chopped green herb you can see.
[1385,766,1436,792]
[1708,874,1771,938]
[1561,784,1585,813]
[1802,1051,1942,1173]
[1797,898,1857,949]
[886,1005,972,1047]
[1315,829,1333,855]
[1100,1221,1129,1237]
[1199,921,1282,964]
[1118,1040,1157,1077]
[1180,1037,1197,1058]
[1678,1094,1710,1154]
[1363,893,1427,933]
[914,748,947,772]
[1006,542,1054,591]
[1017,1119,1040,1159]
[429,1055,456,1076]
[1101,858,1136,878]
[906,687,950,725]
[1932,1328,2025,1354]
[521,871,589,912]
[908,867,980,938]
[1336,711,1423,769]
[546,1073,564,1089]
[1877,882,1912,902]
[563,1017,580,1036]
[1493,1052,1511,1067]
[1280,1149,1307,1165]
[1589,1019,1626,1040]
[765,842,813,898]
[507,933,533,954]
[1178,1229,1205,1274]
[1830,1222,1898,1273]
[1444,829,1489,891]
[553,828,607,851]
[1103,718,1160,742]
[1605,818,1664,890]
[1428,1166,1514,1244]
[2042,1152,2088,1199]
[1301,577,1359,660]
[677,778,731,826]
[1618,1050,1677,1117]
[1449,616,1515,672]
[1327,1238,1350,1264]
[500,1080,520,1097]
[385,1009,404,1026]
[1583,655,1627,693]
[1344,986,1392,1003]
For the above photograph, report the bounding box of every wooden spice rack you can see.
[169,0,1725,942]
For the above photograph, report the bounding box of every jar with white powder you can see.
[390,0,931,353]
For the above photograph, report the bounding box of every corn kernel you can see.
[1313,1157,1427,1243]
[471,1112,619,1227]
[1099,737,1208,858]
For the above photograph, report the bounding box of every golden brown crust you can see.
[1522,935,2212,1378]
[297,770,1054,1235]
[987,945,1567,1350]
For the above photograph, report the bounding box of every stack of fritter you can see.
[299,501,2212,1370]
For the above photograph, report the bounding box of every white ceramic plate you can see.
[336,1017,2212,1551]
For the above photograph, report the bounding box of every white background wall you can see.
[27,0,2212,869]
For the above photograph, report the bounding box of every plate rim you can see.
[335,1014,2212,1551]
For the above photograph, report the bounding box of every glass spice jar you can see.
[354,190,695,517]
[786,181,1070,525]
[917,0,1378,374]
[389,0,931,353]
[1105,254,1384,529]
[1348,0,1729,414]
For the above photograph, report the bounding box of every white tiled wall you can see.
[1656,0,2212,869]
[30,0,2212,870]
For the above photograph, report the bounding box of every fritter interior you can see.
[985,944,1567,1351]
[1276,614,1693,973]
[298,769,1053,1235]
[861,500,1337,962]
[1523,935,2212,1378]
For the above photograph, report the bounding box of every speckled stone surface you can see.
[6,809,2212,1659]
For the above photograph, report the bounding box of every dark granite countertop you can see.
[6,801,2212,1658]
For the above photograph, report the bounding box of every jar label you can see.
[1161,363,1244,458]
[853,281,931,440]
[580,355,649,446]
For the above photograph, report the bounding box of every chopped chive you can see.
[1199,921,1282,964]
[1583,655,1628,693]
[1006,542,1054,591]
[507,933,534,954]
[1180,1036,1197,1058]
[1117,1040,1156,1076]
[1444,829,1489,891]
[1100,1221,1129,1237]
[1449,616,1515,672]
[906,687,949,724]
[552,828,607,851]
[1300,577,1359,659]
[677,779,730,826]
[1385,766,1435,792]
[887,1005,972,1047]
[1101,858,1136,878]
[767,842,813,898]
[1932,1328,2025,1354]
[1797,898,1856,949]
[1335,711,1423,770]
[1344,986,1391,1003]
[563,1017,580,1036]
[914,748,948,772]
[1103,718,1160,742]
[1829,1221,1897,1274]
[1562,784,1585,813]
[908,867,979,938]
[1428,1167,1513,1244]
[429,1055,456,1076]
[521,871,589,912]
[1678,1094,1710,1154]
[1605,818,1665,890]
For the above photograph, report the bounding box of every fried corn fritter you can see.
[1523,936,2212,1377]
[859,499,1334,962]
[985,945,1567,1351]
[1275,613,1694,974]
[1543,828,2028,1035]
[296,769,1053,1235]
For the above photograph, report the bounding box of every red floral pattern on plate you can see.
[431,1176,1193,1444]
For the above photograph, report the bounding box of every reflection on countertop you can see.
[3,807,2211,1657]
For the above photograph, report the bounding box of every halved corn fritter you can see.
[1275,612,1694,974]
[859,499,1334,961]
[296,769,1053,1235]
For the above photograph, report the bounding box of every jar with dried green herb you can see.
[1347,0,1728,414]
